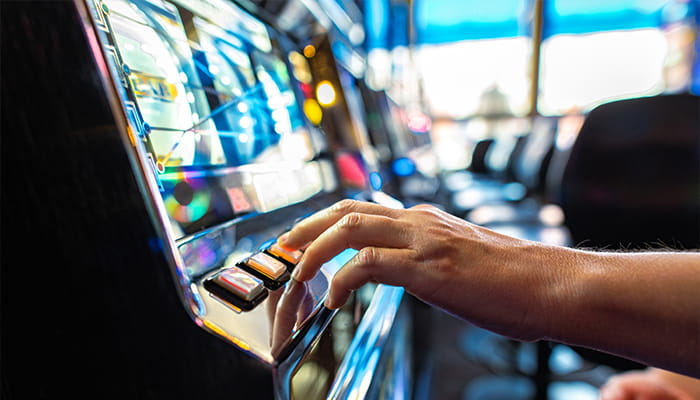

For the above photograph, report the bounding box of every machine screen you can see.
[94,0,334,237]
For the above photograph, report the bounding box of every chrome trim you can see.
[74,0,200,318]
[326,285,405,400]
[272,306,337,399]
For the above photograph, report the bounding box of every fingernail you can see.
[277,232,289,245]
[324,296,336,309]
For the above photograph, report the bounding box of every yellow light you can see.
[303,98,323,125]
[202,320,251,351]
[303,44,316,58]
[316,80,336,107]
[288,51,312,83]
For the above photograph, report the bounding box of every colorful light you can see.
[369,172,383,190]
[407,112,432,134]
[303,98,323,125]
[163,179,211,223]
[316,80,337,107]
[303,44,316,58]
[392,157,416,177]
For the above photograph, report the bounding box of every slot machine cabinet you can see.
[304,31,442,208]
[299,35,381,194]
[1,1,411,398]
[352,77,443,207]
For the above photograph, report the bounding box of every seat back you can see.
[559,93,700,249]
[469,138,495,175]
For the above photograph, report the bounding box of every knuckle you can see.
[332,199,357,214]
[410,203,438,214]
[355,247,379,267]
[338,212,363,231]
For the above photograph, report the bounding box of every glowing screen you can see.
[91,0,333,237]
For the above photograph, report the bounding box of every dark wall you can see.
[1,2,271,398]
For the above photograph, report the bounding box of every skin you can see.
[278,199,700,378]
[599,368,699,400]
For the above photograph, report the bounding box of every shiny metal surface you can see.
[327,285,405,399]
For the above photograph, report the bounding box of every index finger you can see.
[278,199,399,249]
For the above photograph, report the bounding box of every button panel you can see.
[203,234,304,311]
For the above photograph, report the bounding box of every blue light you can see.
[392,157,416,177]
[369,171,383,190]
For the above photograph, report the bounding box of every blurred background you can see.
[3,1,698,399]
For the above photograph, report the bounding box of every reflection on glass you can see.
[106,0,316,170]
[191,16,268,166]
[99,0,330,236]
[108,0,224,168]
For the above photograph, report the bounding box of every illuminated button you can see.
[245,253,287,280]
[267,242,303,265]
[214,267,265,301]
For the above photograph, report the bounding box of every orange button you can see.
[267,242,303,265]
[246,252,287,279]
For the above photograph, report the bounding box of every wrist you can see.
[476,239,582,342]
[527,244,588,342]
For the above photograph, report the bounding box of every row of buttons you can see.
[204,239,304,311]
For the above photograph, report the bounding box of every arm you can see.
[547,249,700,378]
[279,200,700,377]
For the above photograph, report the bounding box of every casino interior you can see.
[2,0,699,399]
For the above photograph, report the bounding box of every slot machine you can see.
[299,25,440,209]
[2,0,412,398]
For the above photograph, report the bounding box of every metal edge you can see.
[73,0,203,321]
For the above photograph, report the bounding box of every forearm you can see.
[543,249,700,378]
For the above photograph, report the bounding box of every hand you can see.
[599,369,694,400]
[279,200,700,378]
[278,199,558,341]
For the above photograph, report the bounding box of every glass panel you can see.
[414,0,531,43]
[97,0,333,237]
[414,0,533,120]
[543,0,681,37]
[538,0,697,115]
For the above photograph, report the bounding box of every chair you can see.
[559,93,700,250]
[464,116,573,247]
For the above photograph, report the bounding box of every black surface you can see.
[560,93,700,250]
[1,2,272,398]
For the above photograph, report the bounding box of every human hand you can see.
[278,199,556,341]
[599,369,694,400]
